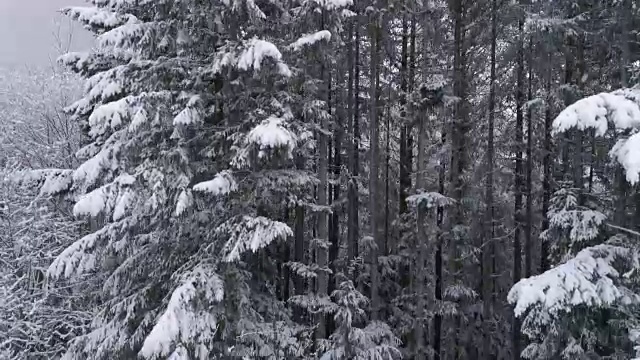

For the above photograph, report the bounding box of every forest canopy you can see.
[0,0,639,359]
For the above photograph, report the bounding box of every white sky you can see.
[0,0,92,68]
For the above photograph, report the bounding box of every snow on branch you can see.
[192,170,238,196]
[73,174,136,220]
[139,265,224,359]
[174,189,193,216]
[238,38,291,76]
[508,244,639,320]
[40,169,74,196]
[212,38,291,77]
[89,97,131,137]
[97,22,148,50]
[47,223,121,279]
[553,88,640,183]
[8,168,74,196]
[247,114,297,158]
[312,0,353,10]
[524,14,578,34]
[289,30,332,51]
[237,39,280,68]
[541,188,606,244]
[218,216,293,262]
[73,132,123,189]
[552,88,640,137]
[407,191,454,210]
[611,132,640,183]
[172,96,203,126]
[58,51,93,75]
[62,6,136,30]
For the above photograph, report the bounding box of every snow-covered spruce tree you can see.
[541,186,607,265]
[509,87,640,359]
[32,1,348,358]
[319,276,402,360]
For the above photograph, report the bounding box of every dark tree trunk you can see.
[347,14,361,281]
[512,4,525,358]
[482,0,498,357]
[525,36,534,278]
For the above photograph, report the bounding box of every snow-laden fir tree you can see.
[510,87,640,359]
[319,275,402,360]
[27,0,359,358]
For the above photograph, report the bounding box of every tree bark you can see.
[450,0,468,357]
[368,10,381,320]
[512,3,525,358]
[414,4,432,354]
[525,36,534,278]
[315,9,329,341]
[541,52,552,273]
[414,101,428,357]
[482,0,497,357]
[399,15,410,216]
[347,17,361,277]
[294,160,306,322]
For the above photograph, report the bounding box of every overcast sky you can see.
[0,0,92,68]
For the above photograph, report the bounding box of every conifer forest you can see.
[1,0,640,359]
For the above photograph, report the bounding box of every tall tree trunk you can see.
[414,100,428,358]
[384,96,391,254]
[399,15,410,216]
[368,10,381,320]
[425,10,444,358]
[316,10,329,341]
[397,14,413,296]
[574,34,585,204]
[482,0,497,357]
[450,0,468,357]
[294,157,306,322]
[618,0,630,228]
[434,121,445,360]
[414,5,432,354]
[328,54,342,337]
[525,36,534,278]
[541,51,552,273]
[347,18,361,277]
[512,3,525,358]
[281,209,291,302]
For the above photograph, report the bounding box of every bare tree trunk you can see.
[450,0,468,357]
[414,101,427,357]
[315,9,329,341]
[399,15,410,216]
[434,122,445,360]
[618,0,630,228]
[541,52,552,273]
[347,18,361,278]
[482,0,497,357]
[368,10,381,320]
[525,36,534,278]
[574,34,586,205]
[384,96,391,254]
[294,156,306,322]
[512,3,525,358]
[414,5,432,354]
[328,53,342,337]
